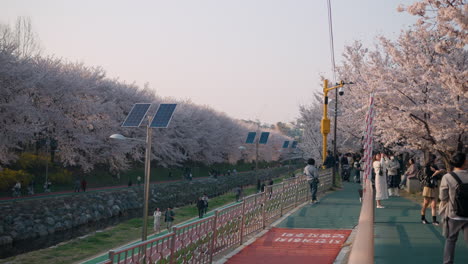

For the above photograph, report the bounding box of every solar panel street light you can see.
[245,132,256,144]
[150,104,177,128]
[291,141,298,148]
[112,103,177,242]
[121,103,152,127]
[259,132,270,144]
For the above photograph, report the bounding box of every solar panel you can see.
[259,132,270,144]
[150,104,177,128]
[282,141,290,148]
[291,141,298,148]
[121,103,151,127]
[245,132,256,144]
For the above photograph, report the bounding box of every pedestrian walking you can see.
[74,179,81,192]
[439,152,468,264]
[202,193,209,214]
[234,186,243,202]
[12,181,21,197]
[81,178,87,192]
[27,180,34,195]
[420,155,445,225]
[373,153,389,208]
[421,155,445,226]
[304,158,319,204]
[153,208,162,233]
[137,176,142,186]
[197,197,205,218]
[165,207,175,230]
[387,155,401,196]
[43,180,51,192]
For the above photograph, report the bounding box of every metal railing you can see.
[348,179,374,264]
[101,169,333,264]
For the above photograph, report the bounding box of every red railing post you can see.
[209,211,219,263]
[169,229,177,264]
[280,182,285,216]
[108,250,115,264]
[240,199,246,245]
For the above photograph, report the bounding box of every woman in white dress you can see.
[153,208,162,233]
[373,153,389,208]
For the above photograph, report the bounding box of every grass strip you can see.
[0,173,294,264]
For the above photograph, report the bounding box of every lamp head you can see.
[110,134,127,140]
[338,87,344,96]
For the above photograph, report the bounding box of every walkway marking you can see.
[225,228,351,264]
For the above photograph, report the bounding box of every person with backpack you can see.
[304,158,319,204]
[439,152,468,264]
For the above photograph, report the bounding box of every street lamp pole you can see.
[332,88,339,186]
[321,79,352,167]
[109,132,152,241]
[141,124,152,241]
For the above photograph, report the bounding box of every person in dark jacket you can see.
[197,197,205,218]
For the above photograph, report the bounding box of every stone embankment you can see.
[0,167,293,250]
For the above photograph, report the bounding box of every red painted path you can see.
[226,228,351,264]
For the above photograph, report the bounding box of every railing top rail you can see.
[348,179,374,264]
[110,232,174,254]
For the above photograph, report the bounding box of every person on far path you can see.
[13,181,21,197]
[197,197,205,218]
[323,151,335,169]
[387,154,401,196]
[260,181,266,193]
[153,208,162,233]
[74,179,81,192]
[165,207,175,230]
[439,152,468,264]
[304,158,319,204]
[234,186,243,202]
[81,178,87,192]
[202,193,209,214]
[44,180,51,193]
[373,153,389,208]
[137,176,142,186]
[27,181,34,195]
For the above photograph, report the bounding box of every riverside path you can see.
[221,182,468,264]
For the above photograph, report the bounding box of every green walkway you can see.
[277,182,362,229]
[277,182,468,263]
[374,196,468,264]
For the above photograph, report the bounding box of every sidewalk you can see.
[223,182,362,264]
[374,195,468,264]
[222,182,468,264]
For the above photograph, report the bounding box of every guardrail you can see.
[348,179,374,264]
[101,168,333,264]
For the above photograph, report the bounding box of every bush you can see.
[49,168,73,184]
[0,168,34,191]
[16,152,48,170]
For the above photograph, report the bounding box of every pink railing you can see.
[102,169,333,264]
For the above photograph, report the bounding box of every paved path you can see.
[374,195,468,264]
[226,182,468,264]
[225,182,362,264]
[277,182,361,229]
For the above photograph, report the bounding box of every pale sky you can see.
[1,0,416,124]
